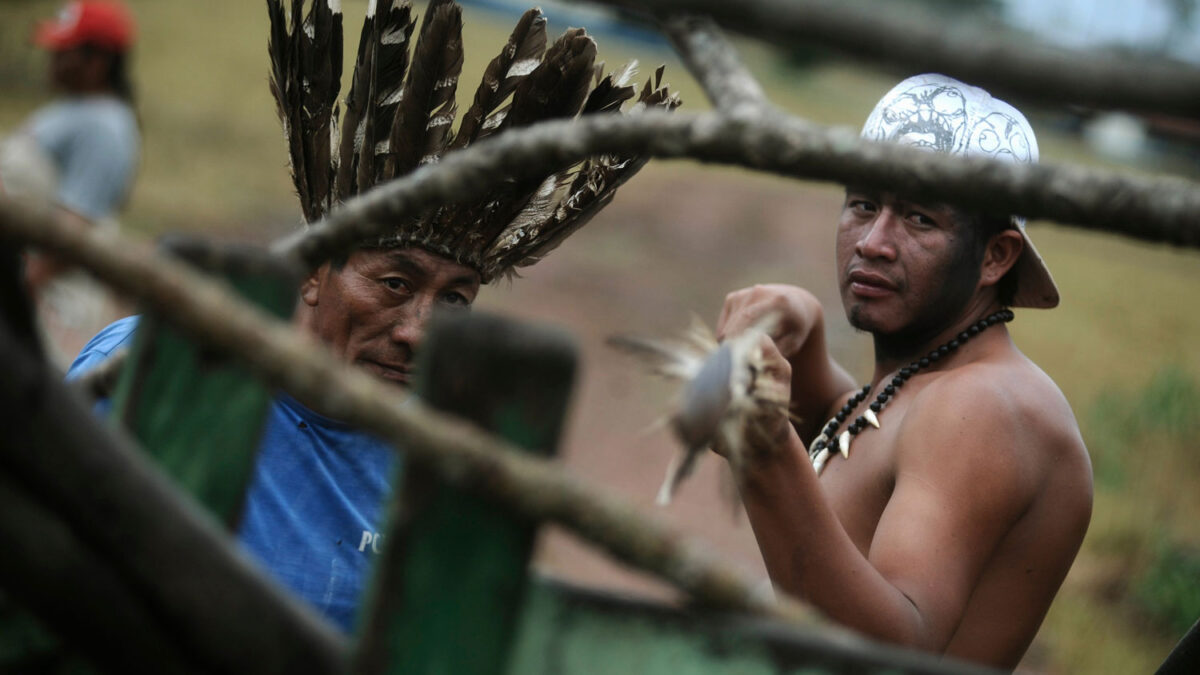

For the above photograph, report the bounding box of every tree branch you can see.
[0,197,838,636]
[276,110,1200,272]
[589,0,1200,118]
[662,15,769,114]
[0,311,346,675]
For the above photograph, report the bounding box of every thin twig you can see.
[663,15,769,115]
[589,0,1200,118]
[0,196,842,635]
[276,110,1200,272]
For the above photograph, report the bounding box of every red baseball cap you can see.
[34,1,136,52]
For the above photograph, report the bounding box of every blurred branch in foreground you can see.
[662,15,769,115]
[584,0,1200,118]
[277,109,1200,272]
[0,196,831,635]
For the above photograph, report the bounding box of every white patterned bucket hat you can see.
[861,73,1059,309]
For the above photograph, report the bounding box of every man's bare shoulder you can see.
[895,353,1091,506]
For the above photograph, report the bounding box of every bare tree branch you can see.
[0,197,841,636]
[276,110,1200,271]
[0,311,346,675]
[589,0,1200,118]
[663,15,769,114]
[0,470,198,675]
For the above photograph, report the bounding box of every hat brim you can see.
[33,21,81,49]
[1010,222,1060,309]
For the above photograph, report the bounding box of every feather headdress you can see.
[267,0,680,281]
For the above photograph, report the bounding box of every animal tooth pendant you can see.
[864,408,880,429]
[808,433,828,456]
[838,430,851,459]
[812,448,831,474]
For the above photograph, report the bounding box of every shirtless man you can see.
[716,74,1092,669]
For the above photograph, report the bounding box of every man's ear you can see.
[980,229,1023,287]
[300,264,327,308]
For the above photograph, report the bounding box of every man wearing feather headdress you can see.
[711,74,1091,669]
[65,0,677,631]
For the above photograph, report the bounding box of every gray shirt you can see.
[25,95,139,222]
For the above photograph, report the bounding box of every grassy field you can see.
[3,1,1199,673]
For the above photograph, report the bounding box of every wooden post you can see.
[110,236,300,525]
[353,311,577,675]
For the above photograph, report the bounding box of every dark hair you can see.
[81,44,135,104]
[957,210,1019,307]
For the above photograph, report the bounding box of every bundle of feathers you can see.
[609,314,792,505]
[267,0,680,282]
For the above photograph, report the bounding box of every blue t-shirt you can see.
[25,95,139,221]
[67,318,398,631]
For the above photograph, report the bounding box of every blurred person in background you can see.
[0,0,139,367]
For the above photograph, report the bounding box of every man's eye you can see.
[849,199,876,214]
[440,292,470,307]
[908,212,936,227]
[382,278,411,292]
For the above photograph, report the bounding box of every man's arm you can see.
[715,284,856,443]
[738,369,1038,653]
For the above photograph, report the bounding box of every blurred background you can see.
[2,0,1198,672]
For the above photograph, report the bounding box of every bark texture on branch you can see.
[0,468,199,675]
[0,291,347,675]
[0,197,842,638]
[591,0,1200,118]
[663,15,768,115]
[277,110,1200,271]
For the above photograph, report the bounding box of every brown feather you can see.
[268,0,312,220]
[335,2,375,201]
[581,63,637,115]
[454,29,597,254]
[489,67,680,273]
[358,0,416,193]
[298,0,342,218]
[268,0,679,280]
[382,0,463,180]
[451,7,546,150]
[502,28,597,130]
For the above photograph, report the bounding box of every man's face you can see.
[49,46,108,93]
[301,247,481,387]
[835,189,981,343]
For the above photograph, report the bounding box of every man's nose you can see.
[855,209,899,261]
[389,297,434,351]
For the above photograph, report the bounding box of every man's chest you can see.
[815,428,899,555]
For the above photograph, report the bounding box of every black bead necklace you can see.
[807,308,1014,474]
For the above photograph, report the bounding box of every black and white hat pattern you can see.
[861,73,1059,309]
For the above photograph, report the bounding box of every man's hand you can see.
[716,285,855,445]
[716,284,818,364]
